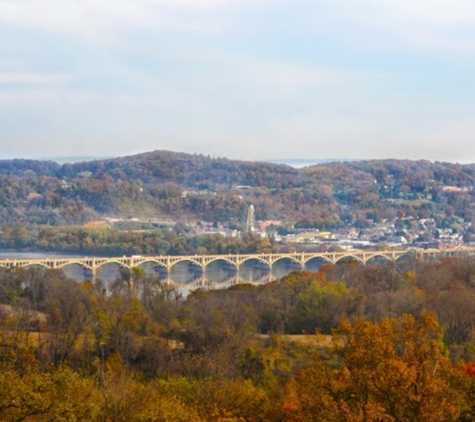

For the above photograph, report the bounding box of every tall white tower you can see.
[246,205,255,233]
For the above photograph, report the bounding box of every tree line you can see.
[0,226,282,256]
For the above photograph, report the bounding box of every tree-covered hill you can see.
[0,159,60,176]
[0,151,474,228]
[56,150,302,189]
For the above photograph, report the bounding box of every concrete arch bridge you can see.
[0,248,474,286]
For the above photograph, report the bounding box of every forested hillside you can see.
[0,151,474,229]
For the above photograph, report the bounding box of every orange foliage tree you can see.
[286,313,466,422]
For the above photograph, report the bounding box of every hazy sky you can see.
[1,0,475,162]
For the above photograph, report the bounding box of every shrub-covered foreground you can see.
[2,258,475,420]
[1,314,475,421]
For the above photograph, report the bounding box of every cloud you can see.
[2,0,475,53]
[317,0,475,52]
[313,0,475,26]
[134,0,261,9]
[174,50,363,84]
[0,0,182,41]
[366,0,475,25]
[229,101,475,162]
[0,72,72,85]
[1,0,475,161]
[0,0,264,40]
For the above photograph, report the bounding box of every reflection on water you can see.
[0,252,324,289]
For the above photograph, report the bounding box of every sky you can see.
[1,0,475,162]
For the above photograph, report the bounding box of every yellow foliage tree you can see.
[289,313,465,422]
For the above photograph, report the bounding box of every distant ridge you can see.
[0,149,474,229]
[43,155,329,166]
[264,158,354,168]
[42,156,116,164]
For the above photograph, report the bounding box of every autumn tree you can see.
[289,313,465,422]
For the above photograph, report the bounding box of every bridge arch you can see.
[204,257,238,270]
[203,258,238,284]
[134,259,168,270]
[57,261,93,271]
[133,259,170,280]
[169,258,203,270]
[239,256,271,268]
[23,262,51,270]
[238,257,271,284]
[57,261,95,282]
[303,255,333,265]
[364,253,394,265]
[95,260,130,271]
[394,250,419,263]
[335,254,364,265]
[271,256,303,280]
[303,256,334,272]
[271,256,302,267]
[169,259,204,286]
